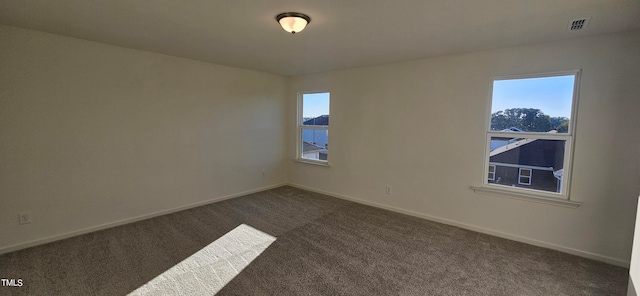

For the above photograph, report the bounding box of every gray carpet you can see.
[0,186,628,295]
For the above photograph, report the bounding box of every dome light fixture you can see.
[276,12,311,34]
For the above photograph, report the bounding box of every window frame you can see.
[481,70,581,200]
[297,91,330,165]
[487,165,496,181]
[518,168,532,185]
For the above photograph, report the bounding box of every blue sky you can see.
[491,75,575,118]
[301,78,574,119]
[303,92,330,117]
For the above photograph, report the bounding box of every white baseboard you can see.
[0,183,287,255]
[287,183,630,268]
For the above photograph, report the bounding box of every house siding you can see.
[489,166,559,192]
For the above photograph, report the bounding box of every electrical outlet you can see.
[19,212,31,225]
[385,186,392,195]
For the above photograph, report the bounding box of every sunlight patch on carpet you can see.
[129,224,276,295]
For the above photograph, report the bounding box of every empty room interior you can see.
[1,1,640,295]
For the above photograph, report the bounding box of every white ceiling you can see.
[1,1,639,76]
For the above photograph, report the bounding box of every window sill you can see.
[471,186,581,208]
[295,159,330,167]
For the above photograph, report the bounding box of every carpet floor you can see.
[0,186,628,295]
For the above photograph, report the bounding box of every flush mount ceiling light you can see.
[276,12,311,34]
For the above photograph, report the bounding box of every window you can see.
[298,92,330,163]
[483,71,579,199]
[518,168,532,185]
[487,165,496,181]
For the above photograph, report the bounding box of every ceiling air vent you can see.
[567,17,591,31]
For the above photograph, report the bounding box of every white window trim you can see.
[487,165,496,181]
[479,70,581,203]
[518,168,532,185]
[296,91,330,166]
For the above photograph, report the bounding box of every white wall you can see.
[0,25,287,253]
[287,30,640,266]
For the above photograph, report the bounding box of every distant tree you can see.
[491,108,552,132]
[550,117,570,133]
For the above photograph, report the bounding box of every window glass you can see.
[302,93,329,126]
[489,138,565,193]
[491,75,574,133]
[301,129,328,161]
[299,92,330,162]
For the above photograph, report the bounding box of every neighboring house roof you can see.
[303,115,329,126]
[490,130,557,157]
[489,136,564,170]
[302,141,327,153]
[500,127,525,132]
